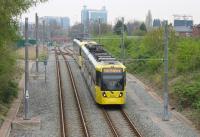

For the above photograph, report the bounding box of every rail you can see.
[59,47,90,137]
[55,47,67,137]
[121,109,143,137]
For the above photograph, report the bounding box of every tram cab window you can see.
[101,73,124,91]
[96,71,101,86]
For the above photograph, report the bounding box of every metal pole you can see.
[45,65,47,83]
[24,18,30,120]
[121,17,125,64]
[83,22,86,39]
[98,17,101,43]
[44,59,47,84]
[43,20,45,47]
[163,21,169,121]
[35,13,39,73]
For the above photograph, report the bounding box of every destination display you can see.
[103,68,123,73]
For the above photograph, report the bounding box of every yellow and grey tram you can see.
[73,39,126,105]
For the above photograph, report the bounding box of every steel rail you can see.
[55,47,67,137]
[102,108,119,137]
[59,47,90,137]
[63,46,73,55]
[121,109,143,137]
[64,46,73,52]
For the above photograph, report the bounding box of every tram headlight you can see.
[102,92,107,97]
[119,92,123,97]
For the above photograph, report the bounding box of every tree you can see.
[131,22,147,36]
[0,0,47,104]
[89,22,112,36]
[113,20,127,35]
[127,20,142,35]
[0,0,47,46]
[68,23,84,38]
[140,23,147,32]
[126,22,134,35]
[100,23,112,34]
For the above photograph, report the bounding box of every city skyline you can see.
[21,0,200,25]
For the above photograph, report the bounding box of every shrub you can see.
[175,38,200,73]
[173,82,200,109]
[0,81,18,104]
[193,100,200,111]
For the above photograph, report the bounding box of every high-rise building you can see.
[40,16,70,29]
[145,10,153,31]
[88,7,107,23]
[81,6,107,33]
[61,17,70,29]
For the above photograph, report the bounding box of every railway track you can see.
[102,108,119,137]
[57,47,90,137]
[120,109,143,137]
[58,46,142,137]
[102,107,142,137]
[63,46,73,55]
[55,48,67,137]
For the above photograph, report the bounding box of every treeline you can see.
[69,19,148,38]
[0,0,47,125]
[124,29,200,111]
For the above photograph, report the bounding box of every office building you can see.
[81,6,107,33]
[40,16,70,29]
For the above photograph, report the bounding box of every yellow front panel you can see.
[95,86,126,105]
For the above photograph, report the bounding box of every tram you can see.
[73,39,126,105]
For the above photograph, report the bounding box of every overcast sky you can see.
[21,0,200,25]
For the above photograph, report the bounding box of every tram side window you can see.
[124,72,126,85]
[96,71,101,86]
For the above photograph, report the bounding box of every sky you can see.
[21,0,200,25]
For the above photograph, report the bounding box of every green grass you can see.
[17,46,48,60]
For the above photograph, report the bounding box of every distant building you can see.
[192,24,200,37]
[153,19,161,28]
[81,6,89,33]
[145,10,153,31]
[61,17,70,29]
[173,15,193,36]
[40,16,70,29]
[81,6,107,33]
[81,6,107,24]
[51,36,70,43]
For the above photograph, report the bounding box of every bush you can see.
[39,53,48,62]
[132,30,146,36]
[173,82,200,109]
[0,81,18,103]
[193,100,200,110]
[0,81,18,104]
[175,38,200,73]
